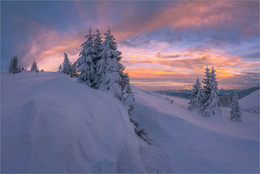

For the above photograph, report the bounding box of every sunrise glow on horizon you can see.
[1,1,259,90]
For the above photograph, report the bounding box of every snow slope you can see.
[1,72,259,173]
[1,72,145,173]
[240,89,259,113]
[132,87,259,173]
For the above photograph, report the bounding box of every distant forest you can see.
[155,86,259,107]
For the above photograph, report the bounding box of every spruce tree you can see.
[201,66,211,105]
[200,66,221,116]
[58,64,62,72]
[30,61,39,72]
[93,28,103,64]
[12,57,18,73]
[95,27,122,88]
[70,64,77,77]
[96,27,134,111]
[8,56,20,73]
[121,72,135,112]
[8,57,15,73]
[230,91,242,121]
[61,53,71,74]
[188,77,203,111]
[74,27,96,86]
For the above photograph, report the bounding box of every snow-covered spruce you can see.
[93,28,102,65]
[61,53,72,74]
[74,27,96,87]
[230,91,242,121]
[201,66,211,105]
[200,66,221,116]
[121,72,135,112]
[30,61,39,72]
[95,27,134,111]
[58,64,62,72]
[69,63,77,77]
[188,77,203,111]
[8,56,21,74]
[94,27,122,89]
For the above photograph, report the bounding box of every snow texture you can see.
[1,72,145,173]
[240,89,259,113]
[1,72,259,173]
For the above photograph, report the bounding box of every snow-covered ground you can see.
[1,72,259,173]
[240,89,259,113]
[1,72,145,173]
[132,87,259,173]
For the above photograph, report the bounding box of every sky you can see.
[1,0,259,90]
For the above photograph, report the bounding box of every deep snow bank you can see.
[1,72,145,173]
[240,89,259,113]
[2,72,259,173]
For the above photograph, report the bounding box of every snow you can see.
[240,89,259,113]
[1,72,259,173]
[132,87,259,173]
[1,72,145,173]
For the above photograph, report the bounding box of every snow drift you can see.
[240,89,259,113]
[131,87,259,173]
[1,72,145,173]
[1,72,259,173]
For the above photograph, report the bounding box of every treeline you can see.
[188,66,242,121]
[8,57,43,73]
[156,87,259,107]
[58,27,134,112]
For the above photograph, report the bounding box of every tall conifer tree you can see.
[8,56,20,73]
[188,77,203,111]
[200,66,221,116]
[230,91,242,121]
[61,53,71,74]
[95,27,134,111]
[30,61,39,72]
[74,27,96,86]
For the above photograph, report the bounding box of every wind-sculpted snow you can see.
[1,72,145,173]
[1,72,259,173]
[240,89,259,113]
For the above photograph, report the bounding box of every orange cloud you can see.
[128,68,189,79]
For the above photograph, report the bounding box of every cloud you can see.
[154,51,181,59]
[1,1,259,90]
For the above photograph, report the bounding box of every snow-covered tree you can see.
[70,63,77,77]
[200,66,221,116]
[230,91,242,121]
[93,28,103,64]
[30,61,39,72]
[188,77,203,111]
[58,64,62,72]
[95,27,134,111]
[121,72,135,112]
[201,66,211,105]
[74,27,96,86]
[61,53,71,74]
[8,56,20,73]
[95,27,122,88]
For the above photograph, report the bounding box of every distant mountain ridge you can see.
[155,86,259,106]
